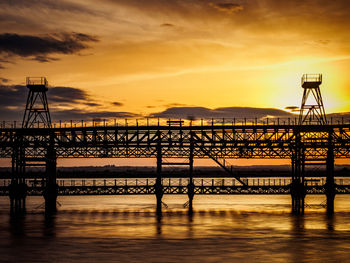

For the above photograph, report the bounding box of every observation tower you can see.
[298,74,327,125]
[22,77,51,128]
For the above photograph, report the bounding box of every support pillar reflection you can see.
[187,133,195,214]
[44,133,58,213]
[291,132,305,214]
[325,130,335,214]
[9,137,27,215]
[155,133,163,215]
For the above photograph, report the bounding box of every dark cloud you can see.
[0,84,136,121]
[0,32,98,63]
[161,23,175,27]
[51,109,139,120]
[210,2,244,13]
[285,106,300,113]
[149,106,294,119]
[33,55,60,63]
[0,77,9,84]
[112,102,124,106]
[0,85,26,108]
[49,86,88,103]
[0,85,90,108]
[149,106,350,123]
[85,102,101,107]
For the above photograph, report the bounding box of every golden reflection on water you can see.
[1,195,347,238]
[1,195,350,262]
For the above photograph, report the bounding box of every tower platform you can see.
[301,74,322,88]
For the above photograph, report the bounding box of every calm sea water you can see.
[1,194,350,262]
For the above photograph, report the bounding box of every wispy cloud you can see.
[210,2,244,13]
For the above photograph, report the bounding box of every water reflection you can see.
[156,211,162,235]
[43,213,56,237]
[291,214,305,237]
[2,196,350,263]
[325,213,335,231]
[9,214,26,237]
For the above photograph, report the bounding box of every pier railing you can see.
[1,117,350,129]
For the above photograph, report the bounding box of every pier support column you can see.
[155,136,163,214]
[187,134,195,214]
[291,133,305,214]
[9,140,27,215]
[325,131,335,214]
[44,134,57,213]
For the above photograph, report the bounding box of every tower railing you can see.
[301,74,322,86]
[26,77,48,86]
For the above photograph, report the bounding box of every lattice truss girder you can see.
[3,185,350,196]
[0,125,350,159]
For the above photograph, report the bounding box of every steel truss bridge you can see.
[2,123,350,159]
[2,122,350,214]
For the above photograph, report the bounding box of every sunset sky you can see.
[0,0,350,122]
[0,0,350,166]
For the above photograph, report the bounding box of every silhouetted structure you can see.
[12,77,57,213]
[3,74,347,215]
[22,77,51,128]
[291,74,332,214]
[299,74,326,125]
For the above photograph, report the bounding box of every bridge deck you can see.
[0,123,350,159]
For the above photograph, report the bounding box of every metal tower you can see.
[298,74,327,125]
[22,77,51,128]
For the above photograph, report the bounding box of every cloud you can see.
[285,106,300,113]
[111,102,124,106]
[0,85,26,108]
[210,2,244,13]
[149,106,294,119]
[164,103,188,107]
[32,55,60,63]
[51,109,139,120]
[161,23,175,27]
[0,84,136,121]
[49,86,89,103]
[0,85,90,109]
[0,77,9,84]
[85,102,101,107]
[0,0,100,15]
[0,32,98,63]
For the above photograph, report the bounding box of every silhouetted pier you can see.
[4,74,350,215]
[3,121,350,214]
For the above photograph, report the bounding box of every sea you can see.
[1,194,350,262]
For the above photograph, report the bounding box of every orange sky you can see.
[1,0,350,116]
[0,0,350,166]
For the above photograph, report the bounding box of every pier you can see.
[2,75,350,215]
